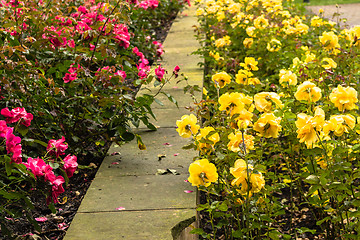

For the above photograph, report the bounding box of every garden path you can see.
[63,4,202,240]
[306,3,360,28]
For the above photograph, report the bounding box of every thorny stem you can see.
[152,72,175,98]
[88,0,122,67]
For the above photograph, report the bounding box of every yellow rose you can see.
[329,114,356,136]
[253,113,282,138]
[214,35,231,48]
[218,92,247,116]
[254,92,283,112]
[329,85,358,111]
[254,15,269,29]
[188,159,218,187]
[227,3,241,14]
[196,127,220,152]
[240,57,259,71]
[250,173,265,193]
[304,52,316,64]
[294,81,322,103]
[227,132,255,153]
[279,69,297,86]
[176,114,200,138]
[246,26,256,37]
[236,109,254,129]
[319,31,340,52]
[295,113,319,148]
[196,8,205,16]
[247,77,261,85]
[230,159,250,179]
[295,23,309,35]
[235,69,253,84]
[321,57,337,69]
[212,71,231,88]
[243,38,253,48]
[266,39,282,52]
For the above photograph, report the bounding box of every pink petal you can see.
[35,217,48,222]
[163,142,171,145]
[184,190,193,193]
[174,153,180,156]
[111,162,119,165]
[184,179,189,182]
[116,207,126,211]
[58,223,68,230]
[172,86,179,89]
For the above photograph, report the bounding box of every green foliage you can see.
[180,0,360,238]
[0,0,188,238]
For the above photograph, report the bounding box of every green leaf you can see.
[122,132,135,141]
[5,160,12,176]
[17,124,29,136]
[189,228,205,235]
[48,202,56,214]
[218,201,228,212]
[269,230,280,240]
[154,98,164,106]
[232,230,243,238]
[304,175,319,185]
[316,216,331,225]
[182,143,196,150]
[49,162,60,170]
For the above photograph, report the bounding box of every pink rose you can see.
[47,136,68,158]
[1,107,33,127]
[63,154,78,178]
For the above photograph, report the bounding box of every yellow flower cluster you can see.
[196,126,220,152]
[230,159,265,195]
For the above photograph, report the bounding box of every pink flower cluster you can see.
[113,24,131,49]
[4,126,22,163]
[95,66,127,83]
[26,136,78,204]
[155,65,166,81]
[1,107,33,127]
[152,41,164,57]
[137,0,159,10]
[0,107,78,204]
[63,63,82,83]
[133,47,151,79]
[42,26,75,49]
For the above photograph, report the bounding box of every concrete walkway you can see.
[306,3,360,28]
[64,4,202,240]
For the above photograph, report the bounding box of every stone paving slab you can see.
[64,2,201,239]
[77,175,195,213]
[150,87,201,109]
[168,17,198,33]
[136,107,197,128]
[142,69,203,92]
[96,128,196,177]
[306,3,360,28]
[65,209,196,240]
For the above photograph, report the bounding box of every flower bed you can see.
[0,0,188,238]
[177,0,360,239]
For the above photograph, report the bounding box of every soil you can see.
[0,10,178,240]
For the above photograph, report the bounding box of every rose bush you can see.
[179,0,360,238]
[0,0,188,238]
